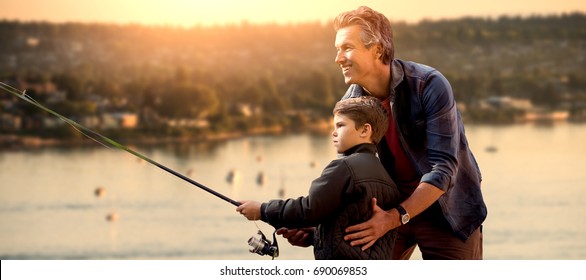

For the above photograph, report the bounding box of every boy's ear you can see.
[361,123,373,139]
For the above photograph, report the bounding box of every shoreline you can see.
[0,124,333,150]
[3,119,584,150]
[0,133,276,150]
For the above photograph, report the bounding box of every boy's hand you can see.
[276,227,314,247]
[236,200,261,220]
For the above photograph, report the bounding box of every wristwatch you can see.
[396,205,410,225]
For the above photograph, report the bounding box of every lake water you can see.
[1,123,585,260]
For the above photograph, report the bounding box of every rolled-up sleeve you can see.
[419,71,459,192]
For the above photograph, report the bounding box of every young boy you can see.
[237,96,400,259]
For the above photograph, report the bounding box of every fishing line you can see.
[0,82,241,207]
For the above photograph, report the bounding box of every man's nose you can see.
[335,51,344,64]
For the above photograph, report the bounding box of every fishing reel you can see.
[248,230,279,259]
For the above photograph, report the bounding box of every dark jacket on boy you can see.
[260,143,400,259]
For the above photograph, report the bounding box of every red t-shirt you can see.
[380,97,420,196]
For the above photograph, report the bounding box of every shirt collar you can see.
[342,143,378,157]
[390,59,404,94]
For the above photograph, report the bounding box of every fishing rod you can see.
[0,82,241,207]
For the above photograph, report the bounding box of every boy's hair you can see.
[333,6,394,65]
[333,96,389,144]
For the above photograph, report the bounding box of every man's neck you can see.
[361,63,391,100]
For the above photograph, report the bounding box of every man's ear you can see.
[375,44,384,59]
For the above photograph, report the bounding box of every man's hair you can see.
[333,96,389,144]
[333,6,394,65]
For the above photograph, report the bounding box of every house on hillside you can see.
[0,113,21,131]
[101,113,138,129]
[480,96,533,111]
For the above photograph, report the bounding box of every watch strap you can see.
[396,205,407,215]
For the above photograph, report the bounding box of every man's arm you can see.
[344,182,444,251]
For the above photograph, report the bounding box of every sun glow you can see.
[1,0,585,27]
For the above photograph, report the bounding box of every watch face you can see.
[401,214,410,224]
[396,206,410,224]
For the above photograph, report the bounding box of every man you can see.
[278,6,487,260]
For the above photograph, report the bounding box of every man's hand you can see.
[344,198,397,251]
[276,227,314,247]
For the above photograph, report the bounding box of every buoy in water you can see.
[106,212,119,222]
[94,186,106,198]
[485,146,498,153]
[226,169,240,185]
[256,171,267,186]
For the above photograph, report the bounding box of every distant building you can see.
[26,37,40,47]
[524,110,569,122]
[167,118,209,128]
[0,113,21,130]
[79,116,101,129]
[42,116,63,129]
[101,113,138,129]
[17,80,58,96]
[236,103,262,117]
[481,96,533,110]
[46,90,67,103]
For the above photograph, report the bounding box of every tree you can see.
[157,83,219,119]
[52,74,84,101]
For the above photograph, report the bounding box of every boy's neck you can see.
[342,142,375,156]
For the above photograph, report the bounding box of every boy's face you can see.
[332,113,370,153]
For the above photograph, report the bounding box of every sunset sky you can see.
[1,0,585,27]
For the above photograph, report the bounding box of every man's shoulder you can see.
[394,59,437,77]
[341,84,365,99]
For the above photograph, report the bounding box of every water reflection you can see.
[1,124,585,259]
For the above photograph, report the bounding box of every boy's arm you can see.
[263,159,349,229]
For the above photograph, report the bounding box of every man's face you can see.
[332,113,365,153]
[334,25,380,85]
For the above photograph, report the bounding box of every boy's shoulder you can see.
[339,151,383,170]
